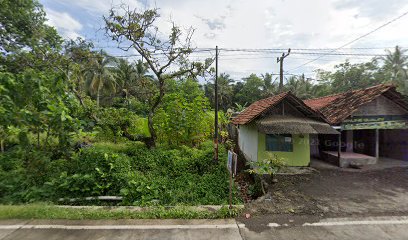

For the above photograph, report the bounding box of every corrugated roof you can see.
[304,84,408,125]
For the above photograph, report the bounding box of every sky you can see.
[40,0,408,82]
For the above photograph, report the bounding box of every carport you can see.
[305,84,408,168]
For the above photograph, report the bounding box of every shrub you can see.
[0,140,242,206]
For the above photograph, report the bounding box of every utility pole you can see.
[214,46,219,162]
[277,48,291,92]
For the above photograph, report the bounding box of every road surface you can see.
[2,216,408,239]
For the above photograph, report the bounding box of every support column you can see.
[375,129,380,160]
[338,131,342,161]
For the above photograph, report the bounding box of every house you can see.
[304,84,408,167]
[232,92,339,167]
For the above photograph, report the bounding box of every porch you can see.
[321,151,377,168]
[311,156,408,171]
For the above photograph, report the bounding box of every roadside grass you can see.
[0,204,243,220]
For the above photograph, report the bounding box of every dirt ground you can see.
[238,166,408,231]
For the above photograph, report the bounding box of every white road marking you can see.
[303,219,408,227]
[267,223,281,227]
[0,224,239,230]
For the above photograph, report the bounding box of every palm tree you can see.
[382,46,408,82]
[84,51,117,107]
[205,73,234,110]
[284,74,314,99]
[114,58,136,102]
[261,73,278,96]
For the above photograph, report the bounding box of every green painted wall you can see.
[257,133,310,166]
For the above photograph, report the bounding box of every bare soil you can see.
[238,166,408,232]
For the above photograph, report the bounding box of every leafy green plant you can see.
[247,153,286,195]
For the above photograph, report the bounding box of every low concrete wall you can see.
[322,151,377,168]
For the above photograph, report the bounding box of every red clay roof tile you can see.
[303,84,408,124]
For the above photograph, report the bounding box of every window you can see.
[266,134,293,152]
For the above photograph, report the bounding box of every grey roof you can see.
[256,115,339,135]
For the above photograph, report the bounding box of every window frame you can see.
[265,134,293,152]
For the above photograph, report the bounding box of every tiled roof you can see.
[232,92,289,125]
[303,93,343,111]
[304,84,408,125]
[232,92,327,125]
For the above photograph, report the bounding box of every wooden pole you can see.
[214,46,219,162]
[229,170,233,209]
[277,48,291,92]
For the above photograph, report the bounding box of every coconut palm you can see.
[382,46,408,82]
[114,58,137,101]
[84,51,117,107]
[205,73,235,111]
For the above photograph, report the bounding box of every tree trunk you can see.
[146,111,156,149]
[96,88,100,107]
[0,139,4,153]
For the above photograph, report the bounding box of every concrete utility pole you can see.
[277,48,291,92]
[214,46,219,162]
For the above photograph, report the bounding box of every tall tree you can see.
[104,6,211,148]
[83,52,117,107]
[382,46,408,94]
[114,58,137,101]
[205,73,234,111]
[261,73,278,97]
[235,74,264,105]
[0,0,62,72]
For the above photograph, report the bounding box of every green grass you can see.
[0,204,242,220]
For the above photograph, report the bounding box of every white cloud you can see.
[54,0,142,15]
[41,0,408,80]
[46,8,83,39]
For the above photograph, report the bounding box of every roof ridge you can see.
[305,83,393,101]
[305,92,343,102]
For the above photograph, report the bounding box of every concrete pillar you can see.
[346,130,353,152]
[375,129,380,159]
[338,131,342,160]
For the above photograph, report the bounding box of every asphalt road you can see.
[2,216,408,240]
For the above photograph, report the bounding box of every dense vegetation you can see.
[0,0,407,207]
[205,52,408,111]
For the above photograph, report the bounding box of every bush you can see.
[0,140,242,206]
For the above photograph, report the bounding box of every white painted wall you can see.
[238,123,258,162]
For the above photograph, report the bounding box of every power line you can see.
[288,10,408,71]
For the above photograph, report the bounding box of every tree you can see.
[205,73,235,111]
[104,6,211,148]
[235,74,264,105]
[0,0,62,72]
[382,46,408,94]
[284,74,315,99]
[83,51,117,107]
[154,79,212,146]
[261,73,278,96]
[114,58,137,103]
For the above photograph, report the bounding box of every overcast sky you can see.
[41,0,408,82]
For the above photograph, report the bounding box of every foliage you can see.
[248,153,286,176]
[0,0,62,72]
[0,141,241,206]
[154,79,213,146]
[104,6,212,148]
[0,70,82,153]
[247,153,286,195]
[83,51,117,107]
[96,108,149,143]
[0,204,242,220]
